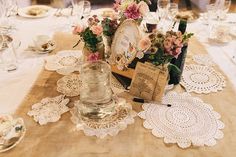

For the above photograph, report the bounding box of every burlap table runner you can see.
[2,34,236,157]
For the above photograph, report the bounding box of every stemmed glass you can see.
[157,0,170,20]
[71,0,84,19]
[157,0,170,31]
[168,3,178,22]
[217,0,231,20]
[83,1,91,18]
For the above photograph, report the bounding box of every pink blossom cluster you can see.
[164,31,183,58]
[113,0,150,20]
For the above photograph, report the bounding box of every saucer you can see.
[28,40,56,54]
[0,115,26,153]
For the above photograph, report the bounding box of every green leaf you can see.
[168,63,181,74]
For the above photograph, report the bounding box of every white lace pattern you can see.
[138,92,225,149]
[70,98,136,138]
[181,64,226,94]
[28,95,70,125]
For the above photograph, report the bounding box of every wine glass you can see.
[0,42,18,72]
[218,0,231,20]
[71,0,84,20]
[83,1,91,18]
[168,3,178,21]
[157,0,170,20]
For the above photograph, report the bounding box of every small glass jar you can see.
[78,60,115,119]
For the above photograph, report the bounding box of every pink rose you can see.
[136,51,144,59]
[164,40,172,50]
[138,37,151,51]
[91,25,103,36]
[138,1,150,16]
[87,52,100,62]
[73,24,84,34]
[174,38,182,46]
[124,3,141,20]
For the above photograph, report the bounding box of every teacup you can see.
[33,35,51,51]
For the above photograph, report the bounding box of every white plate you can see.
[18,5,52,19]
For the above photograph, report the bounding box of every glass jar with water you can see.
[78,60,116,119]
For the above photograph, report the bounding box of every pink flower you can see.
[87,52,100,62]
[124,3,141,20]
[73,24,84,34]
[176,31,182,37]
[163,40,172,51]
[91,25,103,36]
[138,1,150,16]
[113,0,121,12]
[138,37,151,51]
[174,38,183,47]
[136,51,144,59]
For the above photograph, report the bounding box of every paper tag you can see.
[152,68,168,102]
[129,62,160,100]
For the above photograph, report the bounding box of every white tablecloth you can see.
[0,10,235,114]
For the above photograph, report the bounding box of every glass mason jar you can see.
[78,60,115,119]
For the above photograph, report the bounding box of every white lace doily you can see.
[45,50,82,75]
[181,64,226,94]
[70,98,136,138]
[57,74,82,97]
[28,95,70,125]
[138,92,225,149]
[193,54,215,66]
[111,76,126,94]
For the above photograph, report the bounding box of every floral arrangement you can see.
[73,15,104,61]
[136,30,194,72]
[101,18,119,37]
[113,0,150,23]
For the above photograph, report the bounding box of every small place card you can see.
[129,62,168,102]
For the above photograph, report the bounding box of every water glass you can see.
[206,4,217,25]
[71,0,84,19]
[168,3,178,21]
[145,13,158,33]
[83,1,91,18]
[0,42,18,72]
[157,0,170,20]
[78,61,115,119]
[218,0,231,20]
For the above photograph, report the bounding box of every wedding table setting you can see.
[0,0,236,156]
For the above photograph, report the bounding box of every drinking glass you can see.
[78,61,115,119]
[83,1,91,18]
[145,13,158,33]
[168,3,178,21]
[71,0,84,20]
[206,4,217,25]
[218,0,231,20]
[157,0,170,20]
[0,42,18,72]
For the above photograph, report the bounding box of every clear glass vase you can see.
[78,60,115,119]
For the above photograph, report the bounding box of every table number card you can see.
[153,68,168,102]
[130,62,160,100]
[130,62,168,102]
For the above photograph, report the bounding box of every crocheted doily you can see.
[28,95,70,125]
[138,92,225,149]
[45,50,82,75]
[70,98,136,138]
[57,74,82,97]
[181,64,226,94]
[193,54,215,66]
